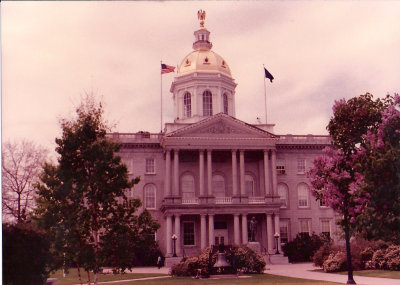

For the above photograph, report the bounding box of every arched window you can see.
[278,183,289,208]
[297,183,309,208]
[212,175,225,197]
[183,92,191,118]
[245,175,255,196]
[223,93,228,114]
[144,184,156,209]
[181,174,195,198]
[203,90,212,116]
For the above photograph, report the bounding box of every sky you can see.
[2,1,400,153]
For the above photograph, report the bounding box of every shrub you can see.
[313,242,341,268]
[3,223,54,285]
[372,249,387,269]
[283,233,329,263]
[323,251,347,272]
[385,245,400,270]
[226,245,265,273]
[170,245,265,276]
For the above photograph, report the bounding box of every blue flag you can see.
[264,67,274,83]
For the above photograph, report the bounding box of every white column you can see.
[241,214,248,244]
[166,215,172,256]
[175,215,181,256]
[267,214,274,253]
[232,150,238,196]
[207,150,212,196]
[239,150,245,196]
[263,150,270,196]
[199,150,205,196]
[274,214,281,252]
[173,149,179,196]
[208,214,215,246]
[165,150,171,196]
[271,150,277,196]
[234,214,240,245]
[200,214,207,249]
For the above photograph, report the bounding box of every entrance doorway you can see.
[215,229,228,245]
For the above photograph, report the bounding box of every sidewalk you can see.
[265,262,400,285]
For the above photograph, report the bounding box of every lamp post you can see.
[274,232,280,254]
[172,234,177,257]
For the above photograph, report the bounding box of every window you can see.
[297,183,310,208]
[297,159,306,174]
[183,92,191,118]
[212,175,225,197]
[245,175,255,196]
[321,220,331,238]
[181,174,195,198]
[299,219,311,235]
[280,220,289,244]
[320,199,327,207]
[277,183,289,208]
[144,184,156,209]
[223,93,228,114]
[183,222,195,245]
[276,160,286,175]
[203,90,212,116]
[146,158,155,174]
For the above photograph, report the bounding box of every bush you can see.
[3,223,54,285]
[226,245,265,273]
[313,242,341,268]
[323,251,347,272]
[283,233,329,263]
[385,245,400,270]
[170,245,265,276]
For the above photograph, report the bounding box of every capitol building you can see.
[112,11,337,264]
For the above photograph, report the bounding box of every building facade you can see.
[112,12,337,260]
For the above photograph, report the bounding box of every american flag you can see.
[161,63,175,74]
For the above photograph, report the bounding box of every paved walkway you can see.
[266,262,400,285]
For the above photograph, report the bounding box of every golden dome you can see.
[177,50,232,77]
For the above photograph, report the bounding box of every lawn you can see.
[49,270,168,285]
[312,269,400,279]
[50,270,341,285]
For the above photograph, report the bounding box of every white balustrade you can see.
[215,197,233,204]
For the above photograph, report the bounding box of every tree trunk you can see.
[76,263,83,285]
[344,222,356,284]
[87,270,91,285]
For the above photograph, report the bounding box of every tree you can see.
[308,93,388,284]
[2,139,47,223]
[34,96,159,285]
[355,94,400,243]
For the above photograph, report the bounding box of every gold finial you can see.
[197,9,206,28]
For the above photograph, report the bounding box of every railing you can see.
[107,132,163,141]
[181,198,200,204]
[215,197,233,204]
[249,197,265,204]
[278,134,331,145]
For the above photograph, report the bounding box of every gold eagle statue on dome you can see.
[198,10,206,27]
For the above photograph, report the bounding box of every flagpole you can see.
[160,60,163,133]
[263,64,267,124]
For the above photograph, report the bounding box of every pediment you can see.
[166,113,277,139]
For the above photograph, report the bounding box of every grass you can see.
[313,269,400,279]
[50,270,341,285]
[49,270,167,285]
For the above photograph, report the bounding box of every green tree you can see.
[34,97,159,285]
[355,94,400,243]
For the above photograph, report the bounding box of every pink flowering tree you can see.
[308,93,388,284]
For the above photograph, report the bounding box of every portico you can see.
[160,113,282,257]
